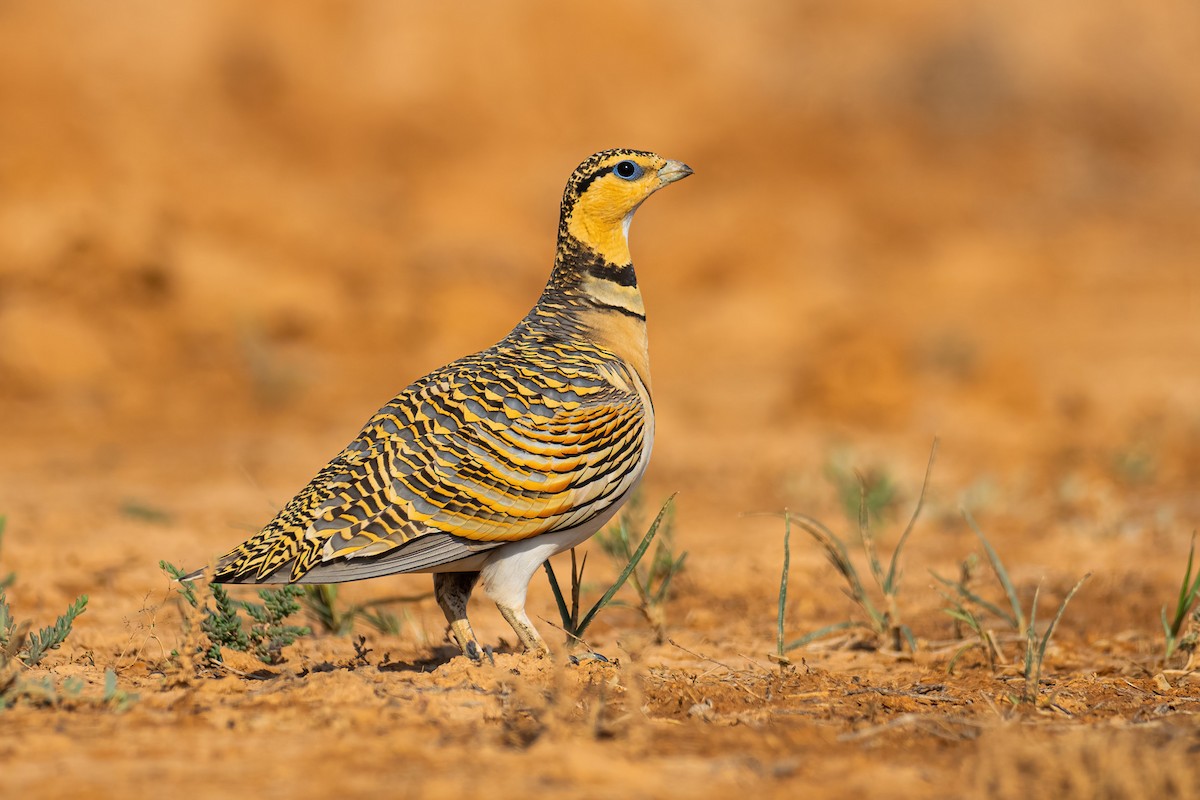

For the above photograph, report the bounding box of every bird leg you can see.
[496,603,550,658]
[433,571,483,661]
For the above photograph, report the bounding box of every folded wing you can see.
[201,355,647,584]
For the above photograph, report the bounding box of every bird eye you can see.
[614,160,643,180]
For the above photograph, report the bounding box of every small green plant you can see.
[934,554,1003,673]
[1,667,138,712]
[1,516,91,709]
[119,500,174,525]
[241,584,308,663]
[933,510,1089,700]
[1110,417,1162,487]
[17,596,89,668]
[596,496,687,643]
[0,517,14,592]
[1161,532,1200,664]
[776,443,937,655]
[302,584,428,636]
[0,520,89,669]
[932,510,1028,672]
[1,673,81,710]
[774,512,791,663]
[772,512,860,661]
[202,582,251,656]
[542,494,676,648]
[1018,574,1090,704]
[935,509,1026,633]
[160,561,310,665]
[101,667,139,712]
[824,452,896,524]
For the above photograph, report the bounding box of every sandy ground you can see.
[1,2,1199,798]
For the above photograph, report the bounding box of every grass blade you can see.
[653,553,687,605]
[1023,584,1040,699]
[1169,533,1200,637]
[577,494,676,634]
[571,549,586,629]
[859,480,885,589]
[962,508,1024,632]
[1036,573,1090,670]
[789,513,880,624]
[784,620,863,651]
[930,570,1016,628]
[1179,534,1197,611]
[885,438,937,593]
[943,607,980,627]
[302,584,343,634]
[542,559,573,632]
[777,513,791,659]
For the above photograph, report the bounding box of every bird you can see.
[185,148,692,661]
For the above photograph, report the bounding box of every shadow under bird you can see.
[185,149,692,660]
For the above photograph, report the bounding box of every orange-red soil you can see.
[1,3,1198,798]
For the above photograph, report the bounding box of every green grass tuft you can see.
[543,494,676,649]
[824,454,896,525]
[776,441,937,655]
[1,516,93,710]
[301,584,428,637]
[933,511,1089,698]
[931,513,1028,672]
[0,517,14,591]
[595,494,687,643]
[1161,531,1200,665]
[1019,574,1090,704]
[933,553,1003,674]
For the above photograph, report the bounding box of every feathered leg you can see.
[434,571,483,661]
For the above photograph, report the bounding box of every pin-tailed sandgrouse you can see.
[185,149,692,659]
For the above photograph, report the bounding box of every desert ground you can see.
[1,2,1198,798]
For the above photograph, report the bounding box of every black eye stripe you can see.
[574,165,614,196]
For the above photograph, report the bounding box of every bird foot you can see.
[460,640,495,665]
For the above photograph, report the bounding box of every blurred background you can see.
[0,0,1197,595]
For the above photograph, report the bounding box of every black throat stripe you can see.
[586,262,637,287]
[583,295,646,321]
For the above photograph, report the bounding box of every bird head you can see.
[560,149,692,266]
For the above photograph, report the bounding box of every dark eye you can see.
[614,160,643,180]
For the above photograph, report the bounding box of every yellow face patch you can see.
[566,153,668,265]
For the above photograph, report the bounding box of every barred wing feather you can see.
[206,357,647,583]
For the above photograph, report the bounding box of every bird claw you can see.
[463,641,495,665]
